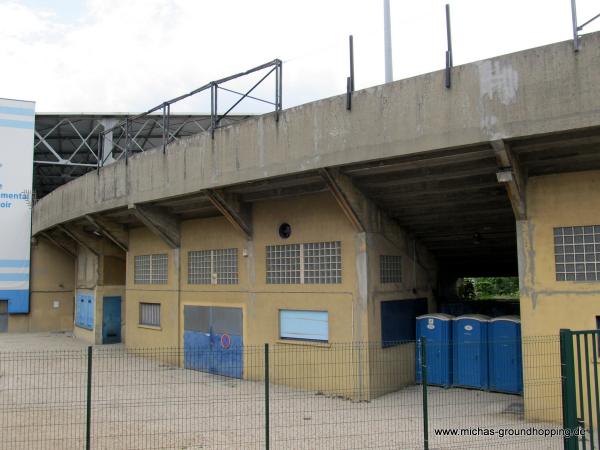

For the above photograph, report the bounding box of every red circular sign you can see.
[220,334,232,349]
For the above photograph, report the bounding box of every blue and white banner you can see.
[0,98,35,313]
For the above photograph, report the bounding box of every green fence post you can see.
[86,345,93,450]
[560,329,578,450]
[421,337,429,450]
[265,343,270,450]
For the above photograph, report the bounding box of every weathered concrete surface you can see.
[33,33,600,234]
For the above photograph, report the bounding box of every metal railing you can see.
[97,59,282,169]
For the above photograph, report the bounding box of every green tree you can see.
[462,277,519,300]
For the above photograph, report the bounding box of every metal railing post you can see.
[347,35,354,111]
[445,3,453,88]
[125,118,130,165]
[560,329,578,450]
[86,345,93,450]
[571,0,580,51]
[264,343,270,450]
[162,103,167,154]
[420,336,429,450]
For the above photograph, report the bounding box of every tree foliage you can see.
[462,277,519,300]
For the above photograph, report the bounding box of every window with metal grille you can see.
[266,241,341,284]
[303,241,342,284]
[554,226,600,281]
[139,302,160,327]
[188,248,238,285]
[380,255,402,283]
[134,254,168,284]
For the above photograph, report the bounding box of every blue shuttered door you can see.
[184,306,243,379]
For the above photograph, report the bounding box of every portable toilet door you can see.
[488,316,523,394]
[453,314,490,390]
[416,313,453,387]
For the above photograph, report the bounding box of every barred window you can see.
[134,254,168,284]
[266,241,341,284]
[139,302,160,327]
[554,226,600,281]
[266,244,301,284]
[304,241,342,284]
[380,255,402,283]
[188,248,238,285]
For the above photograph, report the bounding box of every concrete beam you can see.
[204,189,252,239]
[319,167,409,251]
[39,231,77,258]
[57,224,100,256]
[84,215,129,252]
[31,32,600,234]
[492,140,527,220]
[318,168,367,233]
[129,204,180,248]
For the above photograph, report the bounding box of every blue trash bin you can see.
[488,316,523,394]
[416,313,453,387]
[453,314,490,390]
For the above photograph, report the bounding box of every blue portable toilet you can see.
[416,313,453,386]
[488,316,523,394]
[453,314,490,390]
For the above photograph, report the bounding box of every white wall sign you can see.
[0,98,35,313]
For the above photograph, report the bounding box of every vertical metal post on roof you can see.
[210,83,217,139]
[97,132,103,171]
[383,0,393,83]
[571,0,580,51]
[162,103,167,154]
[347,35,355,111]
[445,4,453,89]
[275,60,282,122]
[165,103,171,147]
[125,117,130,165]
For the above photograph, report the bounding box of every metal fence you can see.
[0,337,566,450]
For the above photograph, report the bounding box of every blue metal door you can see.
[184,305,243,378]
[102,297,121,344]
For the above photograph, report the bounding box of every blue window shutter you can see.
[86,297,94,329]
[280,310,328,342]
[76,296,82,327]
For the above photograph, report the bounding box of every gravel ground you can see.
[0,333,564,450]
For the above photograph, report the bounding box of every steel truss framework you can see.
[33,59,282,198]
[33,114,247,198]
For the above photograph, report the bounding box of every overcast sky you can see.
[2,0,600,114]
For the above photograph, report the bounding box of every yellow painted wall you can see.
[7,237,75,333]
[125,226,179,349]
[519,170,600,423]
[72,241,127,345]
[124,192,440,399]
[365,232,437,396]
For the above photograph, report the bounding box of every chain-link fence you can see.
[0,337,566,450]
